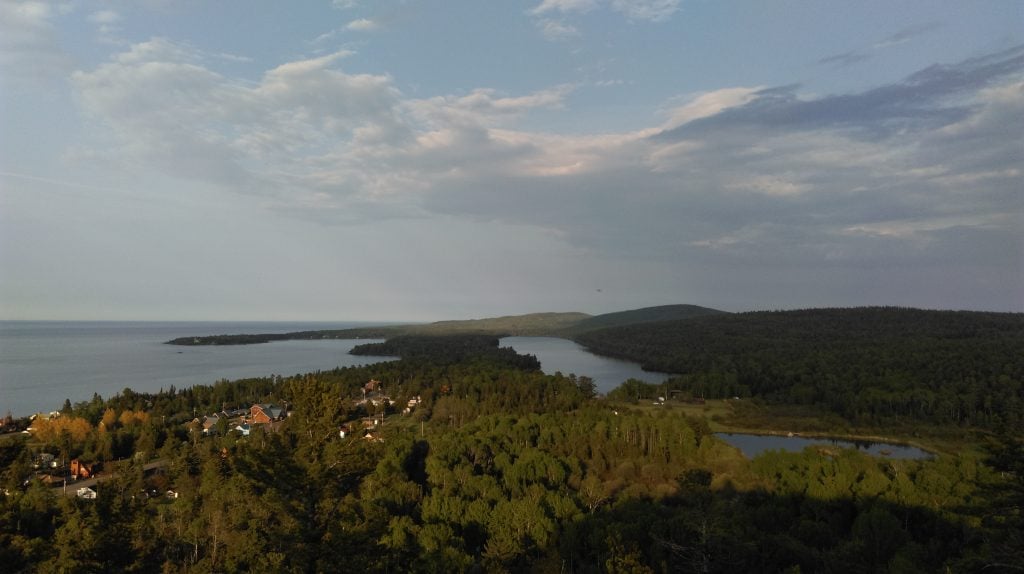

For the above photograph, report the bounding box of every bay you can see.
[500,336,673,394]
[0,321,396,417]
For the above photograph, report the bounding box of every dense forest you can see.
[350,334,542,371]
[1,333,1021,572]
[576,308,1024,430]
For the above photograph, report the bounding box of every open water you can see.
[717,432,932,460]
[1,323,671,418]
[0,321,394,417]
[500,336,672,394]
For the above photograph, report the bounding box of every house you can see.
[403,396,421,415]
[201,414,220,434]
[70,459,101,480]
[250,403,286,425]
[76,487,97,500]
[166,490,179,499]
[233,423,251,436]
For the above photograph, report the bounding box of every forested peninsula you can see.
[3,306,1022,572]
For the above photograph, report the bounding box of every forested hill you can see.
[556,304,726,335]
[575,307,1024,429]
[166,306,731,345]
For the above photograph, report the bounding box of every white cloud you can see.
[538,19,579,41]
[346,18,377,31]
[530,0,598,16]
[663,87,763,127]
[610,0,680,22]
[0,0,73,82]
[531,0,679,22]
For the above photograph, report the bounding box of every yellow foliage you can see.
[101,408,118,429]
[31,416,92,444]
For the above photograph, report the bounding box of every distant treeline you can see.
[351,334,541,371]
[576,307,1024,429]
[165,327,400,345]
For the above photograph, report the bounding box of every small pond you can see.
[716,432,933,460]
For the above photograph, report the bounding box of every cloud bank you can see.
[65,39,1024,309]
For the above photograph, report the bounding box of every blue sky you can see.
[1,0,1021,321]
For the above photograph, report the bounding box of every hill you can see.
[558,304,726,335]
[404,311,591,337]
[166,312,592,345]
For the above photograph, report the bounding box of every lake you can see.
[1,323,666,418]
[500,336,673,394]
[0,321,397,417]
[716,432,932,460]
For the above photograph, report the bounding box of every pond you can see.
[500,336,673,394]
[716,432,933,460]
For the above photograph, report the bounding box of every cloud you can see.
[817,51,870,68]
[67,41,1023,308]
[88,9,124,44]
[538,19,580,41]
[0,0,73,83]
[873,23,940,49]
[346,18,377,31]
[818,23,940,68]
[610,0,680,22]
[659,46,1024,140]
[530,0,598,16]
[530,0,679,39]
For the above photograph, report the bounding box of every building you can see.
[70,459,100,480]
[250,403,286,425]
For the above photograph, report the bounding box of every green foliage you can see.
[2,329,1016,571]
[351,334,541,370]
[581,307,1024,429]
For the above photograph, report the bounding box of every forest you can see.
[1,331,1021,572]
[576,307,1024,431]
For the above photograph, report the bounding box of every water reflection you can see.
[500,336,672,394]
[717,432,932,460]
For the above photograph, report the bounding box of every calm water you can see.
[717,432,932,460]
[0,324,668,418]
[500,336,673,394]
[0,321,396,417]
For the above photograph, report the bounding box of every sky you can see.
[0,0,1021,322]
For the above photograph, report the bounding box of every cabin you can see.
[77,487,97,500]
[250,403,286,425]
[201,414,220,434]
[70,459,101,480]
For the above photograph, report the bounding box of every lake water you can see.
[716,432,932,460]
[0,321,396,417]
[500,336,673,394]
[1,324,665,418]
